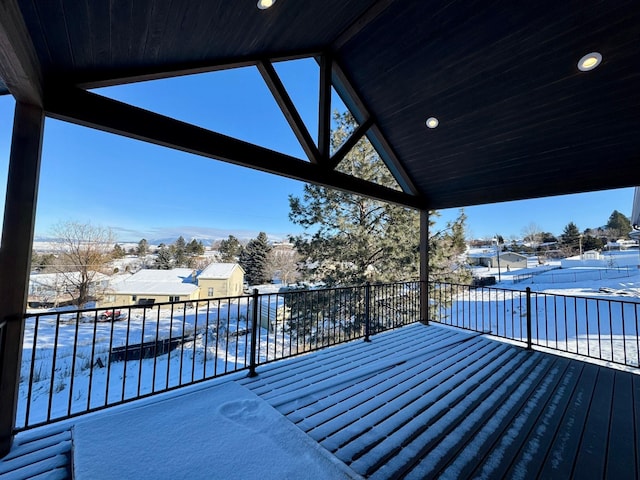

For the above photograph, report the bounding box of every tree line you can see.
[506,210,633,257]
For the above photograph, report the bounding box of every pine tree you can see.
[606,210,632,239]
[112,244,126,259]
[154,245,173,270]
[137,238,149,257]
[560,222,581,255]
[289,112,469,286]
[219,235,243,262]
[186,239,205,257]
[239,232,271,285]
[171,236,187,266]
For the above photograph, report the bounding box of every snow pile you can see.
[73,381,360,479]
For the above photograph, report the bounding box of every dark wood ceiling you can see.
[1,0,639,210]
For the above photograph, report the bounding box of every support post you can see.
[526,287,532,350]
[364,282,371,342]
[0,102,44,457]
[420,210,429,324]
[247,289,260,377]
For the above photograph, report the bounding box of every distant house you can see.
[197,263,245,299]
[467,249,527,269]
[101,268,200,307]
[28,272,110,308]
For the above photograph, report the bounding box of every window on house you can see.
[169,296,180,302]
[132,295,137,302]
[208,287,214,297]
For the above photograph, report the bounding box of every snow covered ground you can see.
[439,266,640,369]
[17,300,294,429]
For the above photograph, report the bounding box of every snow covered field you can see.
[437,267,640,369]
[17,299,294,429]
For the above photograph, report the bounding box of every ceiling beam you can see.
[44,88,426,210]
[317,54,332,164]
[257,60,320,164]
[75,49,321,91]
[0,0,43,106]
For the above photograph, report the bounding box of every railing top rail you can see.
[24,280,421,318]
[432,281,640,306]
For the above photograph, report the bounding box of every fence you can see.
[16,281,419,431]
[513,266,636,284]
[430,282,640,369]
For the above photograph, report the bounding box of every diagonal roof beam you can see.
[0,0,43,106]
[258,59,320,164]
[44,88,426,210]
[325,117,374,171]
[330,62,419,196]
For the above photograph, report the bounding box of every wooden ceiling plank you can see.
[44,88,425,210]
[332,0,397,50]
[330,61,420,196]
[0,0,43,106]
[258,59,320,163]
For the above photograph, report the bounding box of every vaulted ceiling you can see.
[1,0,639,210]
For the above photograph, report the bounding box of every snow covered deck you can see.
[2,322,640,479]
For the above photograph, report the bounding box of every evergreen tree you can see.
[239,232,271,285]
[186,238,205,257]
[112,243,126,259]
[560,222,581,254]
[171,236,187,266]
[582,234,604,251]
[606,210,632,239]
[219,235,243,262]
[289,112,469,286]
[154,245,173,269]
[137,238,149,257]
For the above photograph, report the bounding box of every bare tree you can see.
[49,221,114,306]
[521,222,543,248]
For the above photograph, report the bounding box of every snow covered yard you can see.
[434,270,640,369]
[16,300,295,429]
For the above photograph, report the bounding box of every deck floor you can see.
[239,322,640,479]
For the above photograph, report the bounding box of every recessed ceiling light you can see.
[426,117,439,129]
[578,52,602,72]
[257,0,276,9]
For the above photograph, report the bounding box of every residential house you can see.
[28,272,110,308]
[100,268,200,307]
[197,262,245,298]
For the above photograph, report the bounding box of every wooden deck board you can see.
[242,322,640,479]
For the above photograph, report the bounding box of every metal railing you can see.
[513,266,636,284]
[16,281,419,431]
[430,282,640,368]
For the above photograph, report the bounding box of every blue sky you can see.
[0,59,634,243]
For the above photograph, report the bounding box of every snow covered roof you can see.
[198,263,243,280]
[30,271,109,287]
[110,268,198,296]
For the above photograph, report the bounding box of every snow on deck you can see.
[239,322,640,479]
[3,322,640,479]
